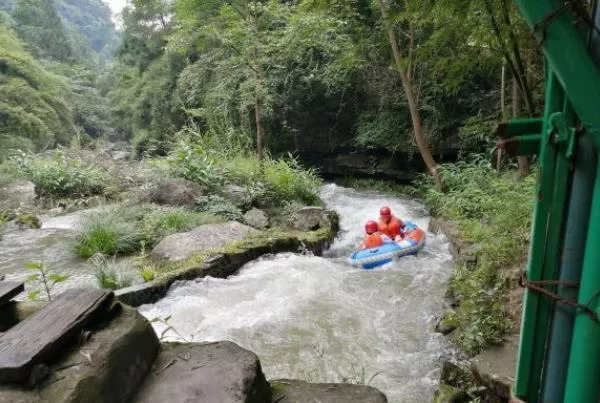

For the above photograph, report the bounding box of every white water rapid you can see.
[138,184,454,402]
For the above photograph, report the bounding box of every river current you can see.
[139,184,454,402]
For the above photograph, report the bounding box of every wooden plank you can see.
[0,282,24,307]
[0,288,113,383]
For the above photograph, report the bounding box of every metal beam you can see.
[513,0,600,149]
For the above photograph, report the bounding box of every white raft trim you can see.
[349,238,425,266]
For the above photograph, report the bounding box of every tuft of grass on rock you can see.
[89,254,134,290]
[74,209,144,258]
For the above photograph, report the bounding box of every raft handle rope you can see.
[519,271,600,323]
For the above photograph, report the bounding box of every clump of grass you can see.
[74,208,144,258]
[417,155,535,355]
[139,266,157,282]
[89,254,134,290]
[74,204,226,258]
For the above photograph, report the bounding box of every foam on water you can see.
[139,184,454,402]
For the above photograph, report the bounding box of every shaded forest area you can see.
[1,0,544,166]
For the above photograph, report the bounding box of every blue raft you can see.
[348,221,426,269]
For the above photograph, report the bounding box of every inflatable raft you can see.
[349,221,426,269]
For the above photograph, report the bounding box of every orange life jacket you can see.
[362,233,385,248]
[378,216,404,239]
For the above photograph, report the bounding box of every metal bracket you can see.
[549,112,578,160]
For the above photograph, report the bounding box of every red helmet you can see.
[365,220,378,234]
[380,206,391,216]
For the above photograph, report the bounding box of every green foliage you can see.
[74,203,226,258]
[195,195,243,221]
[74,208,143,258]
[24,261,69,301]
[1,0,118,150]
[0,23,74,149]
[139,265,157,282]
[13,0,78,62]
[56,0,118,58]
[89,254,134,290]
[165,142,225,190]
[418,156,535,354]
[262,156,322,205]
[10,151,107,198]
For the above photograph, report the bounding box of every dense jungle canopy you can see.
[0,0,544,164]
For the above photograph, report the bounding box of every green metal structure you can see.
[497,1,600,402]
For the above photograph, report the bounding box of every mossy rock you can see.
[435,310,460,335]
[433,384,469,403]
[15,213,41,229]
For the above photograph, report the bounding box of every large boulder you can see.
[244,208,269,229]
[142,179,203,207]
[0,180,35,210]
[289,206,333,232]
[0,304,159,403]
[271,379,388,403]
[133,341,272,403]
[151,221,258,261]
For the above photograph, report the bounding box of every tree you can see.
[376,0,443,190]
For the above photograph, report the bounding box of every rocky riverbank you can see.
[0,295,388,402]
[429,217,522,403]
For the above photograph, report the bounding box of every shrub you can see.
[263,156,322,205]
[221,154,322,206]
[195,195,243,221]
[8,150,107,198]
[89,254,134,290]
[165,143,225,190]
[74,208,144,258]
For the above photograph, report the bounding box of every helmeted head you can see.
[380,206,392,223]
[365,220,378,234]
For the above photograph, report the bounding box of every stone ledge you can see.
[133,341,272,403]
[116,226,338,307]
[0,304,159,402]
[271,379,388,403]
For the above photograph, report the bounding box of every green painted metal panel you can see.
[514,71,564,400]
[564,159,600,403]
[513,0,600,148]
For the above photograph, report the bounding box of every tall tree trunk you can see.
[377,0,443,191]
[501,0,535,116]
[255,98,264,163]
[483,0,534,116]
[513,78,529,177]
[497,64,507,171]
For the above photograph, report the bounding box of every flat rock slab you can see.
[151,221,258,262]
[0,282,24,307]
[0,289,113,383]
[271,379,388,403]
[0,304,159,402]
[134,341,272,403]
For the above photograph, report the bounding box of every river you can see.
[138,184,454,402]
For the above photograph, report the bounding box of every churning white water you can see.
[139,184,454,402]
